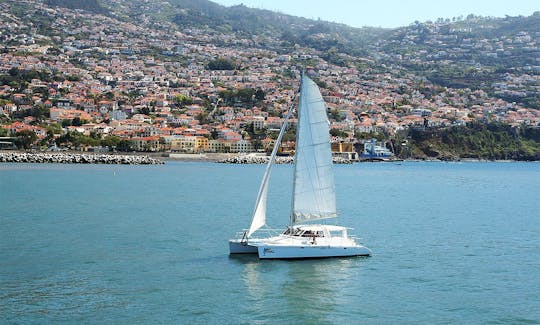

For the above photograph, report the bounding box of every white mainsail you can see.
[292,75,337,223]
[247,99,296,237]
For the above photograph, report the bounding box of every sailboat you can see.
[229,74,371,259]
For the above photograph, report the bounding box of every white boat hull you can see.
[256,244,372,259]
[229,239,258,254]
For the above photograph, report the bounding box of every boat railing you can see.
[232,228,283,240]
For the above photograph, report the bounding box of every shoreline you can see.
[1,150,535,164]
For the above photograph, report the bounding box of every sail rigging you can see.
[247,96,297,237]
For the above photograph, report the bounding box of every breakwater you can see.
[0,152,164,164]
[217,155,353,164]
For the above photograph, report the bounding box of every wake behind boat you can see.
[229,74,371,259]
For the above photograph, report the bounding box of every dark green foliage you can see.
[101,135,121,148]
[196,112,210,125]
[29,106,50,122]
[244,123,266,140]
[116,140,132,152]
[173,94,193,107]
[218,88,265,106]
[1,68,52,90]
[522,127,540,142]
[207,58,236,70]
[44,123,62,135]
[495,93,540,110]
[71,117,84,127]
[210,129,219,140]
[55,131,127,149]
[408,122,540,161]
[329,109,344,122]
[56,131,95,147]
[14,130,38,149]
[139,107,151,115]
[282,126,297,142]
[254,88,266,101]
[330,128,348,138]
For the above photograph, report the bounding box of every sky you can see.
[212,0,539,28]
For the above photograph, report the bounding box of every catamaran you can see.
[229,74,371,259]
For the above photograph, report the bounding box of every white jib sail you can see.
[292,75,337,223]
[247,98,296,237]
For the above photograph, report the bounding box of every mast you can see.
[289,73,303,230]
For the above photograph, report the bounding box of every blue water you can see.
[1,161,539,324]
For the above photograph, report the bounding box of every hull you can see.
[257,244,371,259]
[229,239,258,254]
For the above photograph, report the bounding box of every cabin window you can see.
[329,231,343,238]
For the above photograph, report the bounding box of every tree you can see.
[330,128,348,138]
[236,88,256,103]
[282,126,297,142]
[251,139,262,151]
[139,106,151,115]
[255,88,266,101]
[31,106,49,122]
[39,130,55,146]
[72,117,83,126]
[101,135,121,148]
[15,130,38,149]
[329,109,345,122]
[117,140,132,152]
[207,58,235,70]
[45,123,62,135]
[89,130,101,140]
[196,112,210,125]
[173,94,193,107]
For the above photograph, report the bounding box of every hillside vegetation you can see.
[400,123,540,161]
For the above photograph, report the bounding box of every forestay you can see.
[247,97,296,237]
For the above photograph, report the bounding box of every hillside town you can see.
[1,1,539,157]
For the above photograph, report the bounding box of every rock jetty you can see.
[217,155,353,164]
[0,152,164,165]
[218,155,293,164]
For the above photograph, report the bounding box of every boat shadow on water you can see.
[228,253,371,262]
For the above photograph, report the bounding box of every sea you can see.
[1,161,539,324]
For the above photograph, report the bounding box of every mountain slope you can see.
[45,0,109,14]
[100,0,388,58]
